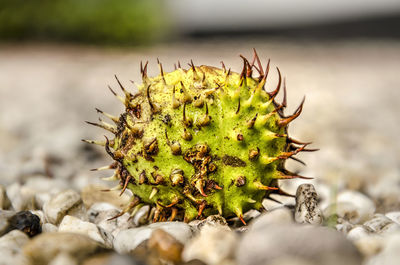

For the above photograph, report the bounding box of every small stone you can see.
[182,225,238,265]
[262,197,284,211]
[42,223,58,233]
[23,232,102,265]
[132,205,150,226]
[0,210,15,236]
[148,228,183,263]
[6,183,29,211]
[364,232,400,265]
[364,214,400,235]
[334,217,355,234]
[196,215,229,231]
[353,235,383,258]
[385,211,400,225]
[49,253,78,265]
[347,225,373,241]
[88,202,134,236]
[237,224,362,265]
[114,222,192,254]
[43,189,85,224]
[5,211,42,237]
[81,185,131,209]
[59,215,113,248]
[326,190,375,224]
[0,184,11,210]
[0,230,31,265]
[250,208,293,230]
[295,184,323,225]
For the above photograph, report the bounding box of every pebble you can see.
[88,202,134,236]
[48,253,78,265]
[195,215,229,231]
[0,210,15,236]
[0,230,31,265]
[353,235,383,257]
[237,224,362,265]
[132,205,150,226]
[365,232,400,265]
[59,215,113,248]
[250,208,293,230]
[0,184,11,210]
[148,228,183,263]
[6,183,29,211]
[363,214,400,235]
[81,185,131,210]
[42,223,58,233]
[43,189,86,224]
[182,224,238,265]
[113,222,192,254]
[294,184,323,225]
[328,190,376,224]
[23,232,102,265]
[6,211,42,237]
[347,225,373,241]
[385,211,400,225]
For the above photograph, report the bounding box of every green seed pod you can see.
[85,51,316,224]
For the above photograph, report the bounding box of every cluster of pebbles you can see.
[1,164,399,265]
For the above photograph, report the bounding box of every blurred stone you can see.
[81,185,130,210]
[363,214,400,235]
[132,205,150,226]
[88,202,134,236]
[385,211,400,225]
[42,223,58,233]
[353,235,383,258]
[0,184,11,210]
[295,184,323,225]
[237,224,362,265]
[196,215,229,231]
[148,228,183,263]
[0,210,15,236]
[250,208,293,230]
[43,189,85,224]
[182,225,237,265]
[114,222,192,254]
[6,211,41,237]
[0,230,31,265]
[365,232,400,265]
[347,225,373,241]
[59,215,113,248]
[49,253,78,265]
[324,190,375,224]
[23,232,102,265]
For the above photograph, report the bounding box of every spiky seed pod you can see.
[86,50,316,224]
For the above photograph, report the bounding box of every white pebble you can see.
[43,190,84,224]
[295,184,323,225]
[182,225,238,265]
[251,208,293,230]
[59,215,113,248]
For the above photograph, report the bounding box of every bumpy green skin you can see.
[92,59,307,223]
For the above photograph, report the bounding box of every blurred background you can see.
[1,0,400,212]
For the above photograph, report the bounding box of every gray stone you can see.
[364,214,400,235]
[43,189,85,224]
[49,253,78,265]
[385,211,400,225]
[237,224,362,265]
[328,190,376,224]
[114,222,192,254]
[59,215,113,248]
[365,232,400,265]
[250,208,293,230]
[42,223,58,233]
[196,215,229,231]
[295,184,323,225]
[23,232,102,265]
[347,225,373,241]
[88,202,134,236]
[182,225,238,265]
[0,230,31,265]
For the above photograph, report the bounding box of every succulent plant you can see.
[84,50,316,224]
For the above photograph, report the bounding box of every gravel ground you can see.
[0,39,399,265]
